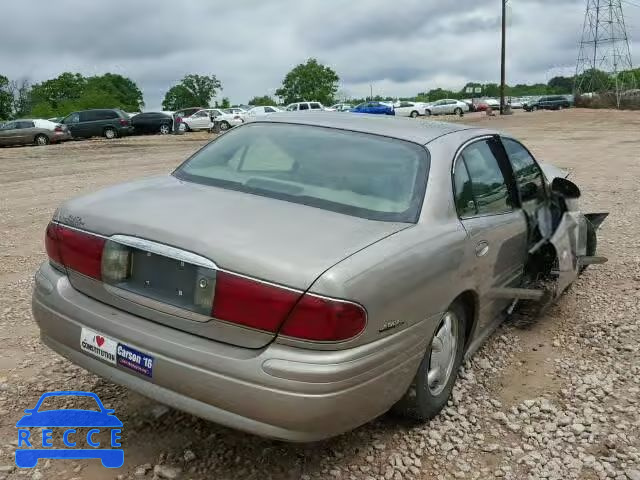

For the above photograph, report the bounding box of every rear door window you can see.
[310,103,322,110]
[299,103,309,111]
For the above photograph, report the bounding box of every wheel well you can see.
[452,290,478,348]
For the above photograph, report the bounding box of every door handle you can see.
[475,241,490,257]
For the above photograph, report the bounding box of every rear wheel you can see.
[394,302,466,420]
[532,106,539,112]
[104,127,117,139]
[35,134,50,146]
[219,121,231,131]
[159,123,171,135]
[410,110,419,118]
[454,107,463,116]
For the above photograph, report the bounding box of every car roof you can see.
[253,112,478,145]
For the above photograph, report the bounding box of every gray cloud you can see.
[0,0,638,109]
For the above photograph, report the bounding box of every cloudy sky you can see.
[1,0,638,109]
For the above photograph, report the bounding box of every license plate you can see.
[80,328,154,378]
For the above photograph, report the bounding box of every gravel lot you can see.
[0,110,638,480]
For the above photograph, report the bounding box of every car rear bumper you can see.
[32,262,428,441]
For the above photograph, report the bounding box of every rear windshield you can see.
[174,123,429,222]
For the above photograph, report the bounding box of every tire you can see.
[532,106,538,112]
[425,110,432,117]
[182,123,191,132]
[410,110,419,118]
[219,121,231,131]
[454,107,463,117]
[35,134,50,146]
[394,302,467,421]
[159,123,171,135]
[103,127,117,139]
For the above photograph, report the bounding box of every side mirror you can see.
[551,177,581,199]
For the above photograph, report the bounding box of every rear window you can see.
[174,123,429,222]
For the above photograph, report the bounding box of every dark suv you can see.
[524,96,571,112]
[61,109,134,139]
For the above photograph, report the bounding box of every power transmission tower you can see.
[574,0,637,107]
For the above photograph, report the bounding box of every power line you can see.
[574,0,637,108]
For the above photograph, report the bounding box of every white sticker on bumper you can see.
[80,328,117,365]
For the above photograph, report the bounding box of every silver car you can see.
[33,113,606,441]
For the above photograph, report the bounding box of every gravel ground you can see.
[0,110,638,480]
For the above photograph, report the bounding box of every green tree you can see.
[30,72,86,111]
[10,79,32,118]
[0,75,12,120]
[275,58,339,105]
[248,95,276,106]
[162,74,222,110]
[85,74,144,111]
[547,76,574,94]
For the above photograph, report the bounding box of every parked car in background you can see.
[394,101,427,118]
[61,109,133,139]
[131,112,174,135]
[34,112,607,442]
[182,109,225,131]
[329,104,353,112]
[461,100,477,112]
[286,102,326,112]
[245,106,282,117]
[424,99,469,116]
[509,98,524,109]
[350,102,395,115]
[524,95,571,112]
[474,98,500,112]
[47,116,64,124]
[0,119,71,146]
[210,109,246,131]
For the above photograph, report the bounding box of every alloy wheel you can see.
[427,311,459,396]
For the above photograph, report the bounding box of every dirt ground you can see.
[0,109,638,480]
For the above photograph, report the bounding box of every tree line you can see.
[2,60,638,120]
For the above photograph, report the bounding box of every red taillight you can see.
[119,118,129,126]
[45,223,62,264]
[212,270,366,341]
[45,223,105,279]
[212,271,299,332]
[281,295,367,342]
[54,125,63,132]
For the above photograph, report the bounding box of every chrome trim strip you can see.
[216,268,304,294]
[52,221,109,239]
[109,235,218,270]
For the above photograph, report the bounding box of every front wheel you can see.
[219,121,231,131]
[394,303,466,420]
[410,110,419,118]
[35,134,50,146]
[424,110,432,117]
[454,107,463,117]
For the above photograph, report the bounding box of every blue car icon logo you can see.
[15,391,123,468]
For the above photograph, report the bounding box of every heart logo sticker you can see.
[95,336,105,347]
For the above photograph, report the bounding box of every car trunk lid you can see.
[54,175,408,348]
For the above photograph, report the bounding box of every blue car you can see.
[350,101,395,115]
[15,391,123,468]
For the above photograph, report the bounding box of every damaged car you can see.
[32,113,607,441]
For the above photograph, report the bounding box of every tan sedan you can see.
[0,119,71,146]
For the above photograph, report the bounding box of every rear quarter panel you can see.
[291,131,492,351]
